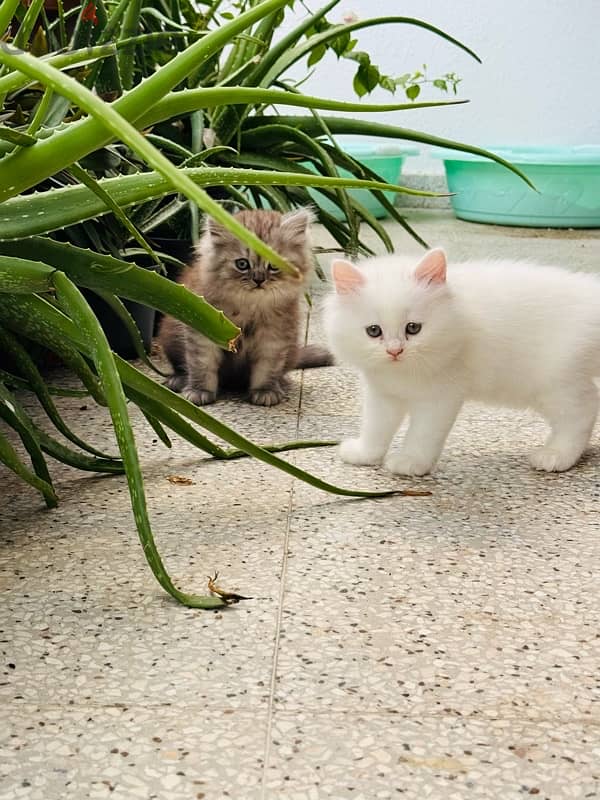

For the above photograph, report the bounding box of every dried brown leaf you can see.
[207,572,252,604]
[166,474,195,485]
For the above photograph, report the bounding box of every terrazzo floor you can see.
[1,210,600,800]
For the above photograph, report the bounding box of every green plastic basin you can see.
[434,146,600,227]
[305,138,418,220]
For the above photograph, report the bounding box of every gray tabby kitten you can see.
[158,208,332,406]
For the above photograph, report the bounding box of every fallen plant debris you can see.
[208,572,253,605]
[166,474,195,485]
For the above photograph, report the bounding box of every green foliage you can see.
[0,0,531,607]
[302,15,464,102]
[395,67,463,101]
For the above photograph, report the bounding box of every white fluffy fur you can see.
[324,249,600,475]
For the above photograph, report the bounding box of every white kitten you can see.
[324,248,600,475]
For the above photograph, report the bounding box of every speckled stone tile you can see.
[0,380,301,712]
[1,705,265,800]
[274,528,600,720]
[0,452,296,710]
[2,212,600,800]
[263,713,600,800]
[273,391,600,723]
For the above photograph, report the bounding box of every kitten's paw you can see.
[164,373,187,393]
[385,451,434,476]
[182,387,217,406]
[339,438,384,465]
[250,387,285,407]
[529,446,581,473]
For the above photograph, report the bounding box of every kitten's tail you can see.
[294,344,335,369]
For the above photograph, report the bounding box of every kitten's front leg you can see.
[386,395,463,476]
[340,384,405,466]
[182,329,223,406]
[248,344,289,406]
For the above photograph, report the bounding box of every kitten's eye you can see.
[405,322,422,336]
[365,324,383,338]
[234,258,251,272]
[267,264,279,274]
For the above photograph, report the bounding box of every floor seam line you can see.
[260,309,307,799]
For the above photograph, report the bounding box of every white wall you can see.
[281,0,600,173]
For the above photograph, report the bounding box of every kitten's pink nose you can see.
[386,341,404,358]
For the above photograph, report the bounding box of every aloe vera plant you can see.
[0,0,530,607]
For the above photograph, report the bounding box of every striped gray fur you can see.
[158,208,333,406]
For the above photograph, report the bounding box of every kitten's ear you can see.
[331,259,365,295]
[415,248,447,286]
[202,215,229,242]
[280,207,315,240]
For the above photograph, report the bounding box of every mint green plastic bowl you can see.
[434,146,600,227]
[305,138,418,220]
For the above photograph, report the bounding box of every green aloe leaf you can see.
[68,162,162,266]
[0,2,305,271]
[0,166,436,240]
[0,37,183,98]
[26,86,54,138]
[138,86,466,131]
[0,255,55,293]
[0,127,37,147]
[51,270,225,609]
[218,439,337,461]
[139,407,173,449]
[126,385,335,461]
[0,44,300,276]
[0,239,240,351]
[137,197,187,236]
[0,426,58,509]
[33,424,124,474]
[242,116,537,189]
[0,293,106,404]
[242,0,339,86]
[125,386,228,459]
[143,134,195,162]
[0,369,89,398]
[310,139,431,248]
[91,289,168,376]
[0,382,58,508]
[116,360,405,500]
[0,291,410,501]
[0,0,22,39]
[322,146,431,247]
[13,0,44,51]
[0,324,116,459]
[118,0,142,91]
[266,123,357,235]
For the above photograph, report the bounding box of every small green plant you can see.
[301,11,462,101]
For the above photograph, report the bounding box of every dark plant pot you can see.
[1,295,155,372]
[23,0,80,9]
[83,290,156,360]
[0,338,62,372]
[151,237,195,270]
[147,239,195,335]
